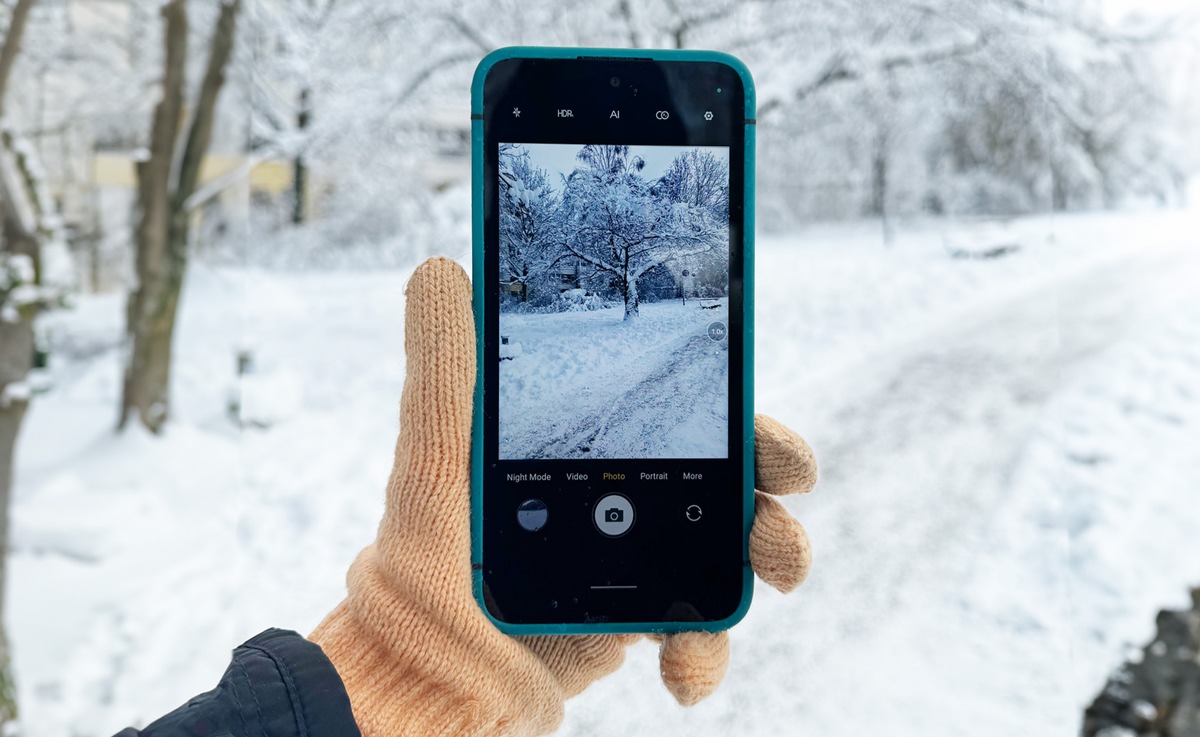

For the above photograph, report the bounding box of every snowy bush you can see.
[553,289,610,312]
[0,254,49,320]
[0,254,34,288]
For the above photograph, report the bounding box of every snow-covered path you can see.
[560,213,1200,736]
[11,211,1200,736]
[499,301,729,459]
[755,243,1200,733]
[798,239,1193,618]
[533,331,728,459]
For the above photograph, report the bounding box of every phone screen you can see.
[498,142,730,461]
[479,56,748,628]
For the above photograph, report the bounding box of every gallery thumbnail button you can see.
[516,499,549,532]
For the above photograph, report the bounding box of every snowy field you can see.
[499,301,729,459]
[11,206,1200,735]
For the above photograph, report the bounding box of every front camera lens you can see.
[610,76,621,87]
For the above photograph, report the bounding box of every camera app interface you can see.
[497,142,731,461]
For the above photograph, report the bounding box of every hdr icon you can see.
[557,109,573,118]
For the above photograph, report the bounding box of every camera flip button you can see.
[593,494,635,537]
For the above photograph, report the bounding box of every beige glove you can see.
[310,257,818,737]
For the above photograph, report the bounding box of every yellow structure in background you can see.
[91,153,293,194]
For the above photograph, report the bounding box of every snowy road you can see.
[12,212,1200,736]
[533,331,728,459]
[804,243,1189,609]
[499,301,729,459]
[560,215,1200,736]
[760,243,1199,733]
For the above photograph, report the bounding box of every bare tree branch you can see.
[563,240,621,277]
[0,0,35,118]
[615,0,642,48]
[758,35,987,117]
[443,10,493,53]
[381,49,479,120]
[175,0,240,207]
[662,0,739,50]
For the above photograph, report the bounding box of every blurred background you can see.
[0,0,1198,735]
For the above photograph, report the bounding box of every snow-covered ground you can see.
[10,207,1200,735]
[499,300,729,459]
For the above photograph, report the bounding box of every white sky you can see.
[510,143,730,192]
[1104,0,1196,24]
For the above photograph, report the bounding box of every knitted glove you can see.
[310,257,818,737]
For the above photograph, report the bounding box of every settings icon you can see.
[703,111,714,121]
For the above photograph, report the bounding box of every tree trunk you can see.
[0,359,29,591]
[1050,159,1069,212]
[0,624,16,724]
[292,87,310,225]
[624,277,639,320]
[0,315,32,726]
[869,135,894,246]
[0,0,42,725]
[119,0,188,433]
[621,249,639,321]
[120,220,184,432]
[119,0,240,433]
[0,193,36,725]
[0,0,36,118]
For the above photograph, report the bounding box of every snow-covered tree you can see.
[655,148,729,217]
[559,145,727,321]
[0,0,46,725]
[193,0,1196,254]
[653,149,731,292]
[498,144,559,303]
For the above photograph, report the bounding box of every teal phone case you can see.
[470,46,755,635]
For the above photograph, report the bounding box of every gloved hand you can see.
[310,257,818,737]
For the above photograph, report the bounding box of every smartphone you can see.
[471,47,754,634]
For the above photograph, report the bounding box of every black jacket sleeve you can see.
[112,628,361,737]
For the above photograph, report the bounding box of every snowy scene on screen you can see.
[497,143,731,460]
